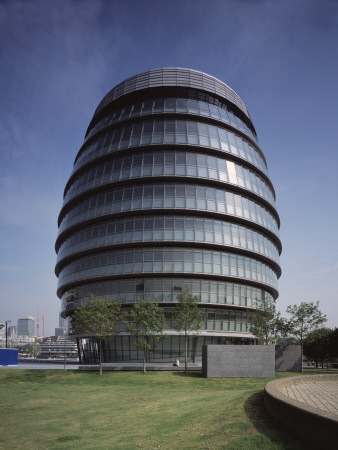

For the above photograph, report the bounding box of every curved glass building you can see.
[55,68,281,362]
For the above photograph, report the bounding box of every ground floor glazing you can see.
[77,333,257,364]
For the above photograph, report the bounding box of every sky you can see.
[0,0,337,336]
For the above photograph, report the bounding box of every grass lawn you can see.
[0,368,331,450]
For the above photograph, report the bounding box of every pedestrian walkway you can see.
[79,362,202,371]
[0,363,80,370]
[279,380,338,415]
[0,361,202,371]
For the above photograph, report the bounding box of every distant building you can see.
[59,314,66,328]
[9,336,36,345]
[17,316,35,336]
[40,336,78,359]
[7,326,17,338]
[55,313,66,336]
[54,327,65,337]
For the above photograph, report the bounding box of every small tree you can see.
[171,288,207,372]
[286,301,327,372]
[72,295,121,375]
[276,336,299,346]
[17,342,41,357]
[249,297,280,345]
[124,299,165,374]
[303,328,332,368]
[32,341,41,357]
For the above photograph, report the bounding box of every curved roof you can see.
[93,68,251,120]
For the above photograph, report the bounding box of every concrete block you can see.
[202,345,275,378]
[275,345,301,372]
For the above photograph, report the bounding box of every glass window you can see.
[154,120,164,132]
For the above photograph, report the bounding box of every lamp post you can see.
[5,320,11,348]
[64,329,67,370]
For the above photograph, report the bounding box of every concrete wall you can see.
[275,345,301,372]
[265,375,338,450]
[202,345,275,378]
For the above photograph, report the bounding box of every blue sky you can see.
[1,0,337,336]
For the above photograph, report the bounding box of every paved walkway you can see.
[279,380,338,415]
[0,361,202,371]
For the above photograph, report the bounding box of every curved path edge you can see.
[264,374,338,450]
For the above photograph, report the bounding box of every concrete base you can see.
[265,374,338,450]
[202,345,275,378]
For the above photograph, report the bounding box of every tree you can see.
[249,297,280,345]
[171,288,207,372]
[303,328,332,368]
[276,336,300,346]
[123,299,166,374]
[72,295,121,375]
[17,342,41,357]
[285,301,327,372]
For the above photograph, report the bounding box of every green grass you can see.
[0,369,332,450]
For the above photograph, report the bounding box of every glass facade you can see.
[61,278,269,310]
[58,247,277,288]
[85,94,258,143]
[55,68,281,363]
[57,183,278,236]
[73,119,267,174]
[64,150,274,206]
[56,216,280,265]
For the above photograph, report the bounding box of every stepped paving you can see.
[279,379,338,415]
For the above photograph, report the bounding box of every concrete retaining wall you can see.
[264,375,338,450]
[202,345,275,378]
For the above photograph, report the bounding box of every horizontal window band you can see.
[55,208,282,255]
[57,271,278,301]
[55,240,281,278]
[66,144,274,199]
[60,175,279,227]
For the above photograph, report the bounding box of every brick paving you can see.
[279,380,338,415]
